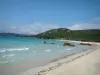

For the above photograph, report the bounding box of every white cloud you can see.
[0,23,60,34]
[68,23,100,30]
[68,17,100,30]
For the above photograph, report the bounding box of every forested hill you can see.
[36,28,100,42]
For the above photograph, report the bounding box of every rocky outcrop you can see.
[63,43,75,47]
[80,43,91,46]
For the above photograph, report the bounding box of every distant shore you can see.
[16,41,100,75]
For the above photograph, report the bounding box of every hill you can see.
[36,28,100,42]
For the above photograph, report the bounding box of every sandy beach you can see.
[16,42,100,75]
[46,44,100,75]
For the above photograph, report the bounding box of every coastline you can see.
[16,41,100,75]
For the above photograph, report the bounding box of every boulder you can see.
[80,43,91,46]
[63,43,75,47]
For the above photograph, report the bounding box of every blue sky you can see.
[0,0,100,34]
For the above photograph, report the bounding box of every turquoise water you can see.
[0,36,90,75]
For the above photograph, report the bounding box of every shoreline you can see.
[46,42,100,75]
[59,39,100,44]
[16,41,100,75]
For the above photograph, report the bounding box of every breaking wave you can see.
[0,47,29,52]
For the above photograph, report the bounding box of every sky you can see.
[0,0,100,34]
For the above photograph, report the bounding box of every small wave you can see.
[0,50,6,53]
[2,54,15,58]
[65,48,71,51]
[0,48,29,52]
[44,49,51,52]
[7,48,29,51]
[68,49,71,50]
[0,60,15,64]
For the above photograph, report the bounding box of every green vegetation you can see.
[36,28,100,42]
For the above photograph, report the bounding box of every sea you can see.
[0,36,91,75]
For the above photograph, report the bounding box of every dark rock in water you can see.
[43,41,46,44]
[63,43,75,47]
[51,43,55,44]
[42,41,55,44]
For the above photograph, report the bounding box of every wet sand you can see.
[16,42,100,75]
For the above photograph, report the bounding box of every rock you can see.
[80,43,91,46]
[63,43,75,47]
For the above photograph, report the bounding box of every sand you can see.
[16,42,100,75]
[46,44,100,75]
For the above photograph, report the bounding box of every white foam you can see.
[65,48,71,51]
[2,54,15,58]
[0,50,6,53]
[0,47,29,52]
[44,49,51,52]
[6,48,29,51]
[67,49,71,50]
